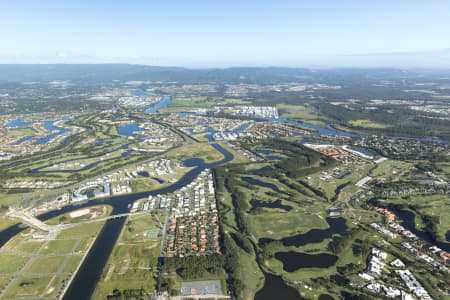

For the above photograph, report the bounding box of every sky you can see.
[1,0,450,67]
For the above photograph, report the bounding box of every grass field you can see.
[5,127,37,136]
[15,240,44,254]
[56,221,105,239]
[24,256,66,275]
[0,193,24,208]
[45,205,112,226]
[190,133,211,142]
[3,275,64,299]
[370,159,412,179]
[0,254,28,274]
[277,104,328,126]
[0,277,10,292]
[0,216,106,297]
[160,98,215,113]
[40,239,79,255]
[0,217,18,231]
[348,119,390,129]
[131,178,157,192]
[167,142,224,163]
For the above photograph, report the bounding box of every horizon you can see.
[1,62,450,71]
[1,1,450,67]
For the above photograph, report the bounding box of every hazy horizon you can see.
[1,0,450,68]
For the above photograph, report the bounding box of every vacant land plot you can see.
[3,275,64,299]
[56,221,104,239]
[15,240,44,254]
[277,104,327,126]
[92,213,162,299]
[0,254,28,274]
[180,280,223,296]
[24,256,66,275]
[41,239,78,255]
[168,143,224,163]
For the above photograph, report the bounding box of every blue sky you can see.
[1,0,450,67]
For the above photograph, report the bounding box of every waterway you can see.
[145,95,172,114]
[5,116,31,128]
[132,90,148,97]
[332,182,350,201]
[35,119,70,145]
[11,136,34,145]
[367,199,450,252]
[0,143,234,299]
[388,205,450,252]
[4,116,70,145]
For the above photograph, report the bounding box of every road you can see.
[151,207,170,300]
[6,209,150,232]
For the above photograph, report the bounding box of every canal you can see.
[0,143,234,300]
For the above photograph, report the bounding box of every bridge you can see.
[6,209,53,232]
[6,208,149,232]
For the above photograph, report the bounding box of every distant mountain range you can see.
[0,64,449,84]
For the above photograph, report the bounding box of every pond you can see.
[275,252,338,272]
[255,270,305,300]
[256,149,274,155]
[319,294,335,300]
[259,217,347,247]
[118,123,142,137]
[249,166,273,175]
[250,199,292,212]
[241,177,283,194]
[137,171,149,177]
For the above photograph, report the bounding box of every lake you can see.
[275,252,338,272]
